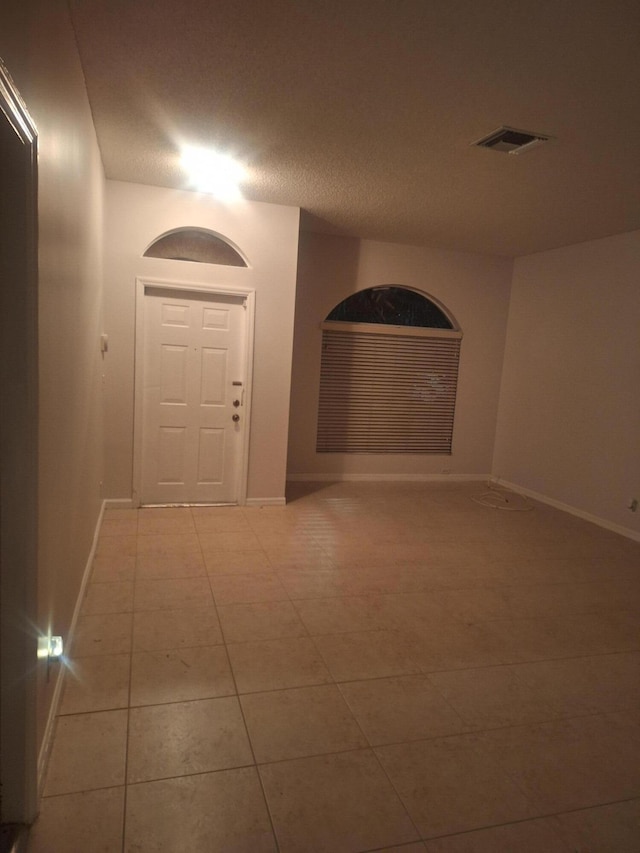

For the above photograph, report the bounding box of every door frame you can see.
[132,276,256,506]
[0,60,39,827]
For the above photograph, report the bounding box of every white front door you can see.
[140,287,247,504]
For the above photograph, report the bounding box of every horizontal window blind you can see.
[317,326,461,454]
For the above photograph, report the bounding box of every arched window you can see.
[144,228,248,267]
[326,285,453,328]
[317,286,462,454]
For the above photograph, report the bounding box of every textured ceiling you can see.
[68,0,640,257]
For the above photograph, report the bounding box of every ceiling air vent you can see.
[473,126,552,155]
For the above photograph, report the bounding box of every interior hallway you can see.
[28,482,640,852]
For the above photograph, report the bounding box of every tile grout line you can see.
[121,506,139,853]
[194,506,282,853]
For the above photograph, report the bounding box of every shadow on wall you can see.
[285,480,343,501]
[298,211,353,241]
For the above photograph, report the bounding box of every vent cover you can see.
[473,126,552,155]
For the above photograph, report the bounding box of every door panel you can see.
[201,348,226,404]
[141,288,246,504]
[203,306,230,329]
[157,427,186,484]
[160,345,188,403]
[197,428,225,483]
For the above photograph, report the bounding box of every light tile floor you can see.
[28,482,640,852]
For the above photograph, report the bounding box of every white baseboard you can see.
[37,499,106,794]
[244,497,287,507]
[491,478,640,543]
[286,473,490,483]
[104,497,135,509]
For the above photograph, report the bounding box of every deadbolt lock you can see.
[233,399,240,407]
[232,414,240,422]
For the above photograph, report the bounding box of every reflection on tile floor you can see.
[28,482,640,852]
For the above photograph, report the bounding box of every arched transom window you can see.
[144,228,248,267]
[317,286,462,454]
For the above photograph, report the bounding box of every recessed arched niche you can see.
[143,228,248,267]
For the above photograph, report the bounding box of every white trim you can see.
[245,497,287,507]
[0,59,38,144]
[103,497,136,509]
[491,478,640,543]
[141,502,236,508]
[37,500,106,794]
[134,276,254,299]
[132,277,255,507]
[286,473,489,483]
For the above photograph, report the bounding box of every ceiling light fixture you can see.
[180,145,246,200]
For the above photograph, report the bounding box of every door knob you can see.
[232,414,240,422]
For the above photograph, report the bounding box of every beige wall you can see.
[288,233,513,479]
[103,181,300,503]
[1,1,106,757]
[493,230,640,537]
